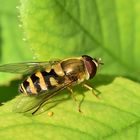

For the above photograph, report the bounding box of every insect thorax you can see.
[60,58,88,83]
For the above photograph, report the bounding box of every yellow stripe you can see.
[45,66,51,73]
[50,77,58,86]
[21,83,27,95]
[27,77,37,94]
[35,71,47,90]
[53,64,65,76]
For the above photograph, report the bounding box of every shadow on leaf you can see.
[0,79,21,105]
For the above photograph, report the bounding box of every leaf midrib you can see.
[54,0,137,75]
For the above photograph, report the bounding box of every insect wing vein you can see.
[13,80,74,114]
[0,61,61,74]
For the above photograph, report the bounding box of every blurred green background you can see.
[0,0,33,102]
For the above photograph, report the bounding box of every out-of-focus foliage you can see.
[0,0,32,85]
[0,0,33,107]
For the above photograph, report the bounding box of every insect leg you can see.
[67,87,84,113]
[82,83,101,98]
[67,87,77,101]
[77,93,85,113]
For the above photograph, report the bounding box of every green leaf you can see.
[1,0,140,140]
[0,77,140,140]
[20,0,140,81]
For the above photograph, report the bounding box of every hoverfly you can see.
[0,55,103,115]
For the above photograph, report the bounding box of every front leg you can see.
[82,83,101,98]
[67,87,77,101]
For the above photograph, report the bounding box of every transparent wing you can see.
[33,90,70,115]
[0,60,60,74]
[13,80,74,115]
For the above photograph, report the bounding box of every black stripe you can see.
[23,80,31,93]
[31,73,43,93]
[41,71,54,90]
[42,69,58,77]
[34,80,42,92]
[41,71,48,77]
[23,80,29,88]
[49,69,59,77]
[30,74,38,83]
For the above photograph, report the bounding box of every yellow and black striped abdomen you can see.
[19,68,65,95]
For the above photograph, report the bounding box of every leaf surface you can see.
[0,77,140,140]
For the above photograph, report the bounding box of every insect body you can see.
[0,55,102,114]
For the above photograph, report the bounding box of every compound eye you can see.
[82,55,97,79]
